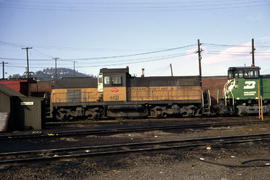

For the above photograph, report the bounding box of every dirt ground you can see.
[1,122,270,179]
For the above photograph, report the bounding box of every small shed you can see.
[0,84,44,131]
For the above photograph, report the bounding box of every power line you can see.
[5,52,192,69]
[61,44,196,60]
[1,39,269,61]
[203,43,270,48]
[0,40,55,58]
[1,1,268,12]
[0,57,51,61]
[32,48,54,58]
[206,52,250,56]
[0,43,196,62]
[206,51,270,55]
[3,0,265,5]
[0,40,24,48]
[0,40,174,52]
[1,51,269,63]
[77,52,193,68]
[203,43,250,47]
[207,51,249,54]
[2,0,267,8]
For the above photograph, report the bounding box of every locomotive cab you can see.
[228,66,260,79]
[99,67,130,102]
[223,66,270,115]
[225,66,261,102]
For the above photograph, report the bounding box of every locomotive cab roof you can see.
[228,66,261,79]
[100,67,129,74]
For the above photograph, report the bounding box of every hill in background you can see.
[10,68,93,80]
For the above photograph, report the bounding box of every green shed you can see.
[0,83,44,131]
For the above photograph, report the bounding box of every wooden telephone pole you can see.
[54,57,59,79]
[22,47,32,96]
[2,61,8,79]
[197,39,202,86]
[251,38,255,67]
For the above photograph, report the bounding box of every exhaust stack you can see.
[141,68,145,77]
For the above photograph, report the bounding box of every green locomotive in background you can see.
[223,66,270,115]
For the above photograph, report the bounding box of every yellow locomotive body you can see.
[51,67,202,120]
[51,88,99,103]
[128,86,201,101]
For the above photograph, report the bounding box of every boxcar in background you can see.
[202,76,228,105]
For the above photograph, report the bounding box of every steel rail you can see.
[0,119,268,140]
[45,117,241,125]
[0,133,270,164]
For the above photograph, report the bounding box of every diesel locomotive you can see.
[51,67,205,120]
[222,66,270,116]
[50,66,270,120]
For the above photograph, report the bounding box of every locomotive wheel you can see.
[150,110,156,117]
[150,109,162,118]
[55,112,65,121]
[85,108,100,120]
[67,115,75,121]
[163,113,168,118]
[237,107,246,116]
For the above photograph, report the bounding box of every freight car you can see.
[0,79,29,95]
[0,79,51,98]
[51,67,208,120]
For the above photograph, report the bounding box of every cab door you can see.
[98,73,103,93]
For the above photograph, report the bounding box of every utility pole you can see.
[73,60,76,77]
[53,57,59,79]
[2,61,8,79]
[197,39,202,86]
[170,64,173,77]
[251,38,255,67]
[22,47,32,96]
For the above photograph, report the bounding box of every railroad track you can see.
[45,116,266,126]
[1,133,270,164]
[0,119,269,140]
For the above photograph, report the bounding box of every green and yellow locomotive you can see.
[223,66,270,115]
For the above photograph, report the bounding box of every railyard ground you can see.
[1,117,270,179]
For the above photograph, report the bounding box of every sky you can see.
[0,0,270,78]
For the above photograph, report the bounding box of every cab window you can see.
[243,71,250,78]
[238,71,243,78]
[104,76,110,85]
[243,70,259,78]
[111,75,122,85]
[98,76,103,84]
[254,70,259,78]
[228,71,234,79]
